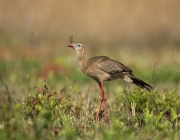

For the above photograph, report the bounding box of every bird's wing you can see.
[88,56,132,74]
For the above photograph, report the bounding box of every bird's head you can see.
[67,35,84,53]
[68,43,83,52]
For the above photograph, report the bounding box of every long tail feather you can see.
[129,75,153,91]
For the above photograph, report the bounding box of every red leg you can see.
[96,93,103,121]
[96,83,108,123]
[103,93,107,122]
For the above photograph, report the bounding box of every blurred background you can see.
[0,0,180,99]
[1,0,180,54]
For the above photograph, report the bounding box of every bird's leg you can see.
[96,88,104,121]
[96,83,108,123]
[103,92,107,123]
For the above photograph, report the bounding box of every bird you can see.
[67,35,153,123]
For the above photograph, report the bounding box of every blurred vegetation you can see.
[0,0,180,139]
[1,0,180,49]
[1,84,180,140]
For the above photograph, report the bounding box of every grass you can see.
[0,49,180,140]
[1,83,180,140]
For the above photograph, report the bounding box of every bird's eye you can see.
[77,44,81,47]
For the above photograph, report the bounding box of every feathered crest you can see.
[69,35,79,44]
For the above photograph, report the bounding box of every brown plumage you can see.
[67,36,153,123]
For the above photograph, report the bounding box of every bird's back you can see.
[84,56,132,82]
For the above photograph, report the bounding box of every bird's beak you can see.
[67,44,74,48]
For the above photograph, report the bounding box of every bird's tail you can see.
[129,75,153,91]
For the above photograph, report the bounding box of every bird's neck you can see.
[76,51,87,71]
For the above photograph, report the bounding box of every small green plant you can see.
[21,84,88,138]
[1,82,180,140]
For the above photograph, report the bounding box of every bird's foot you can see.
[96,110,104,121]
